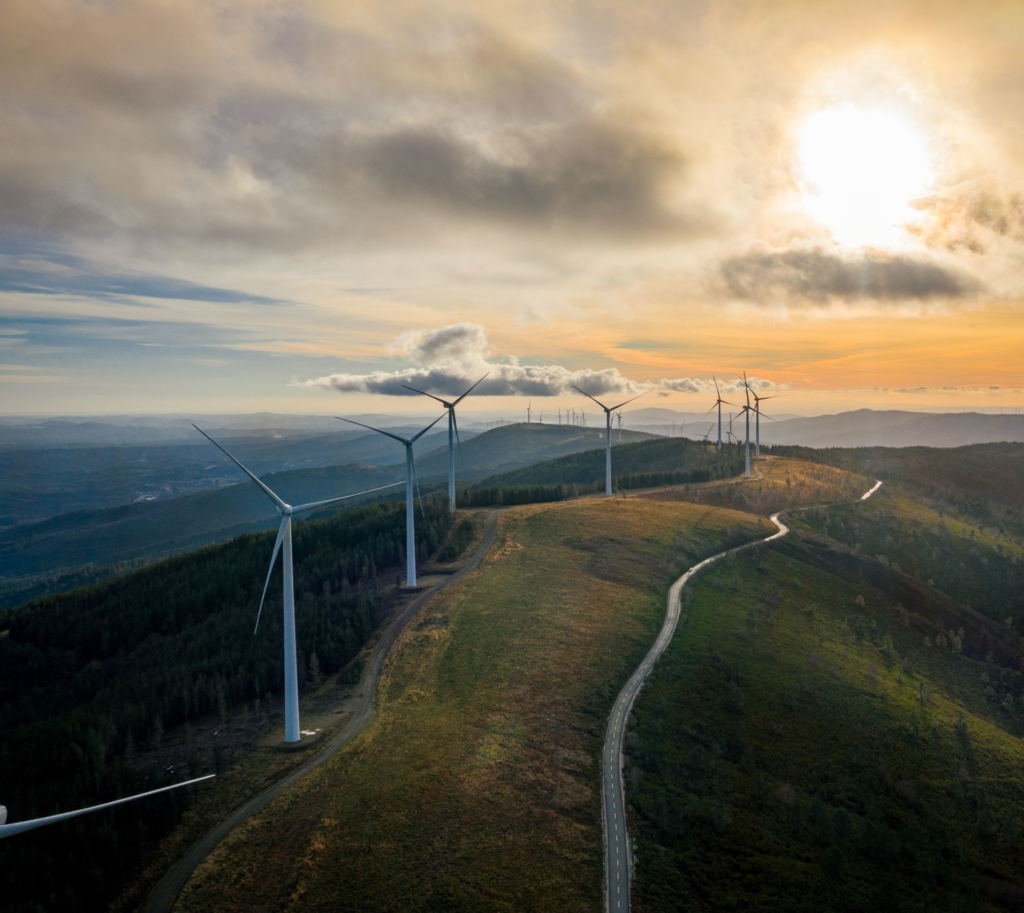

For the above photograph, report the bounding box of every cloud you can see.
[301,323,650,397]
[300,323,778,399]
[719,248,981,304]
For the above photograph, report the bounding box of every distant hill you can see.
[0,423,655,604]
[0,427,468,527]
[624,407,1024,449]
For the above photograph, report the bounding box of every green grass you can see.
[628,539,1024,912]
[172,496,766,913]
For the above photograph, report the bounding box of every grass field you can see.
[628,529,1024,912]
[643,456,870,517]
[171,496,766,913]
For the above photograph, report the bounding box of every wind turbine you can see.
[571,386,646,496]
[736,372,756,478]
[701,423,714,443]
[1,775,216,839]
[750,386,780,459]
[526,401,532,424]
[337,414,444,589]
[616,411,623,442]
[401,374,488,511]
[194,425,403,744]
[703,376,736,452]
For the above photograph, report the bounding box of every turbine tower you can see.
[750,386,779,459]
[737,372,755,478]
[337,414,444,588]
[526,401,532,424]
[1,775,215,839]
[195,425,402,743]
[571,386,646,496]
[704,376,735,452]
[401,374,488,511]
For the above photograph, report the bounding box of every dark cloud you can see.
[0,3,699,255]
[334,120,689,238]
[720,249,981,303]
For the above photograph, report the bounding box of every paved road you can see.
[145,511,499,913]
[601,481,882,913]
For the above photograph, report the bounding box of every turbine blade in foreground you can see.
[193,425,287,512]
[409,412,445,443]
[452,408,463,459]
[571,384,608,411]
[0,775,215,839]
[412,458,426,521]
[608,391,647,412]
[255,517,288,635]
[290,481,404,515]
[336,417,410,444]
[400,384,451,407]
[451,372,490,406]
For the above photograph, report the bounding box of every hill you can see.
[0,424,658,608]
[158,496,767,912]
[0,499,455,913]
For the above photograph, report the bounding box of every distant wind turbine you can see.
[194,425,403,743]
[616,410,623,443]
[736,372,754,478]
[527,401,532,424]
[703,376,736,452]
[749,385,779,459]
[336,414,444,589]
[701,423,714,443]
[572,386,646,496]
[401,374,488,510]
[1,775,216,839]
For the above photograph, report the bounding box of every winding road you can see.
[145,511,499,913]
[601,479,882,913]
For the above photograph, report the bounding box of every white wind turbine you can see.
[401,374,488,511]
[703,376,736,452]
[336,414,444,588]
[1,775,215,839]
[750,385,780,459]
[736,372,756,478]
[571,386,646,496]
[194,425,402,743]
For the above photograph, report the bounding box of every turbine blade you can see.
[409,412,445,443]
[743,372,751,408]
[608,391,647,412]
[336,417,410,444]
[0,775,216,839]
[193,424,288,512]
[254,517,288,635]
[451,372,490,407]
[571,384,608,410]
[412,458,426,521]
[290,481,404,514]
[400,385,452,407]
[452,408,463,459]
[713,375,720,397]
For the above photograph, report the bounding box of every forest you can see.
[0,497,454,913]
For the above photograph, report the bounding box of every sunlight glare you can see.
[798,105,933,248]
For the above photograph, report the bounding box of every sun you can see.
[798,105,933,248]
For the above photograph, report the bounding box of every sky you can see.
[3,0,1024,418]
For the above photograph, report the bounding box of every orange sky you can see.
[2,0,1023,415]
